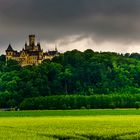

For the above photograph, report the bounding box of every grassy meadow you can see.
[0,109,140,139]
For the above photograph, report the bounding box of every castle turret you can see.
[29,34,35,46]
[6,44,14,60]
[37,42,41,51]
[6,44,13,52]
[55,45,58,52]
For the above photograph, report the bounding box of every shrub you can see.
[19,94,140,110]
[135,101,140,109]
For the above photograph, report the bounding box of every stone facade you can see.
[6,35,59,66]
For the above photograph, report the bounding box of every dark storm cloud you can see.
[0,0,140,53]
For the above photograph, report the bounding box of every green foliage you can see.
[19,94,140,110]
[135,101,140,109]
[1,49,140,109]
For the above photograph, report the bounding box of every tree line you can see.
[1,50,140,109]
[19,94,140,110]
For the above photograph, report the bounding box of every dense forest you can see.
[1,49,140,109]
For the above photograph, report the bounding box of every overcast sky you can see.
[0,0,140,54]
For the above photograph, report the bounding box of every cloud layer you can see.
[0,0,140,54]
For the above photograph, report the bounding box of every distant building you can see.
[6,35,59,66]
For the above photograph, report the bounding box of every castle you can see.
[6,35,59,66]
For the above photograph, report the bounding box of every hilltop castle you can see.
[6,35,59,66]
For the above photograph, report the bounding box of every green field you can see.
[0,109,140,140]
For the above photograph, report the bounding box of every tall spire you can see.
[6,44,13,51]
[55,44,58,51]
[25,41,27,46]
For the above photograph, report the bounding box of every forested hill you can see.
[1,49,140,109]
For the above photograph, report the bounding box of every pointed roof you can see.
[25,42,27,46]
[6,44,13,51]
[55,44,58,52]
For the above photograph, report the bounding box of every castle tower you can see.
[29,35,35,46]
[55,44,58,52]
[6,44,14,60]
